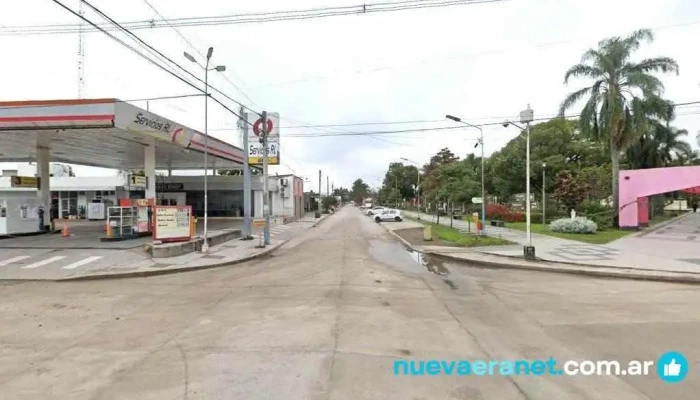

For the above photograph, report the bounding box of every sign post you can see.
[240,106,253,240]
[247,112,280,166]
[261,111,271,246]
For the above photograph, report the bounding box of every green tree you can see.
[380,163,419,205]
[560,28,679,226]
[626,123,691,168]
[487,118,607,200]
[553,170,589,212]
[332,187,350,201]
[350,179,370,203]
[422,148,459,200]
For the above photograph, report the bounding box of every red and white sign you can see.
[252,118,274,137]
[246,112,279,137]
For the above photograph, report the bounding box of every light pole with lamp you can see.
[183,47,226,253]
[445,114,486,235]
[502,105,535,259]
[542,162,547,226]
[400,157,421,215]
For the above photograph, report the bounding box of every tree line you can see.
[355,28,697,227]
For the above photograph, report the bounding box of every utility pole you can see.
[327,176,330,197]
[240,105,252,239]
[261,111,270,245]
[542,163,547,226]
[317,170,322,217]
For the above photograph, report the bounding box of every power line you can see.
[50,0,203,98]
[208,100,700,134]
[6,0,505,35]
[141,0,260,110]
[80,0,257,120]
[51,0,255,124]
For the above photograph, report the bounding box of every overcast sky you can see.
[1,0,699,190]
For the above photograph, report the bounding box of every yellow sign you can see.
[248,156,279,165]
[154,206,192,241]
[253,219,266,228]
[10,176,39,188]
[129,175,147,187]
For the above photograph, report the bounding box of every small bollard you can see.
[423,225,432,241]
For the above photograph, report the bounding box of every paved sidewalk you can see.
[400,210,700,280]
[0,219,320,281]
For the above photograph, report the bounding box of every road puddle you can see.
[368,239,450,276]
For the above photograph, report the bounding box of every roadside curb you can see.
[425,251,700,285]
[383,225,416,251]
[2,240,287,283]
[378,217,700,284]
[312,213,332,227]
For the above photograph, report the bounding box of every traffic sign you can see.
[253,219,266,228]
[246,112,280,137]
[252,118,274,137]
[471,197,483,204]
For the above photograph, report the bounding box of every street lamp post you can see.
[542,162,547,226]
[502,105,535,259]
[445,114,486,235]
[400,157,421,215]
[184,48,226,253]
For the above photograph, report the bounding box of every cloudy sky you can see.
[1,0,699,190]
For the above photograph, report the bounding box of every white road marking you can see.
[61,256,103,270]
[0,256,31,267]
[21,256,66,269]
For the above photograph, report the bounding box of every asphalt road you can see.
[1,206,698,399]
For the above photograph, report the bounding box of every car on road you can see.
[373,208,403,223]
[366,206,386,216]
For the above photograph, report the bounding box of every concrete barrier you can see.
[149,229,242,258]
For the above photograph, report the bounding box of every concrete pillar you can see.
[638,197,650,227]
[144,144,156,199]
[254,190,263,218]
[36,147,51,228]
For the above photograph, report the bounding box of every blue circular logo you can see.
[657,351,688,383]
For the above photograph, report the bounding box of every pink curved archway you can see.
[619,166,700,229]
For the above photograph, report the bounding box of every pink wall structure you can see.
[619,166,700,228]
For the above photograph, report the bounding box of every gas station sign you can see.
[246,112,280,166]
[115,103,195,148]
[10,176,40,188]
[129,175,147,188]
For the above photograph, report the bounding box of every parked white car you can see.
[373,208,403,222]
[366,206,386,216]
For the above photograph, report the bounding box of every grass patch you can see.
[408,218,513,247]
[506,222,632,244]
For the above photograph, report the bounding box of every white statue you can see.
[570,209,576,219]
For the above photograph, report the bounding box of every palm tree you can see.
[655,125,692,165]
[559,29,679,226]
[626,124,692,168]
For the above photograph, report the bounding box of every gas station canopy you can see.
[0,98,245,170]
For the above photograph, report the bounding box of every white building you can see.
[0,163,304,221]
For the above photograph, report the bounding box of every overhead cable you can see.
[3,0,505,35]
[50,0,256,124]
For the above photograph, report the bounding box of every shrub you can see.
[486,204,511,220]
[530,212,566,225]
[578,201,610,216]
[504,212,525,222]
[550,217,598,234]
